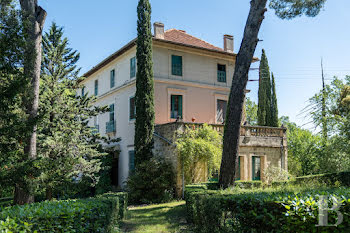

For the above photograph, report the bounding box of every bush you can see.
[0,192,127,232]
[126,157,175,204]
[264,166,290,185]
[185,187,350,232]
[295,171,350,187]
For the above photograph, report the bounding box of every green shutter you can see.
[130,57,136,78]
[130,97,135,120]
[94,80,98,96]
[110,70,115,88]
[178,95,183,119]
[237,157,241,180]
[110,104,114,121]
[129,150,135,172]
[171,95,175,118]
[172,55,182,76]
[252,156,261,180]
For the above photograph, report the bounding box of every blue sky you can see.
[38,0,350,128]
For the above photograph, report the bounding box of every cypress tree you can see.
[257,49,271,126]
[134,0,155,167]
[271,73,279,127]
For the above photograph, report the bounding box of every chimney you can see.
[223,34,234,53]
[154,22,164,39]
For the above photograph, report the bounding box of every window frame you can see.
[171,55,183,76]
[94,80,98,96]
[129,96,136,121]
[130,57,136,78]
[252,156,261,181]
[217,64,227,83]
[110,69,115,88]
[170,95,183,119]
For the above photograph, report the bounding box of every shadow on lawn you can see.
[121,201,192,233]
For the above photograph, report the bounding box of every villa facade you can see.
[79,22,288,189]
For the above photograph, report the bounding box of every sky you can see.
[38,0,350,129]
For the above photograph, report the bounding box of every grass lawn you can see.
[120,201,191,233]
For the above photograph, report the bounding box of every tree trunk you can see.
[14,0,46,205]
[218,0,267,189]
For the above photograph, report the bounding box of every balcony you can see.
[106,121,116,134]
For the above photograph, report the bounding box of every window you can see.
[171,95,183,119]
[129,96,136,120]
[217,64,226,82]
[93,115,99,133]
[82,86,85,96]
[216,99,227,123]
[171,55,182,76]
[129,150,135,173]
[130,57,136,78]
[252,156,261,180]
[94,80,98,96]
[110,69,115,88]
[109,104,115,121]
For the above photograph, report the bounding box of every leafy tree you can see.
[219,0,326,188]
[245,97,258,125]
[134,0,155,167]
[271,73,279,127]
[38,22,115,200]
[257,49,272,126]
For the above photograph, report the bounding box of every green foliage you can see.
[295,171,350,187]
[244,97,258,125]
[264,166,290,185]
[258,49,271,126]
[134,0,155,167]
[271,73,279,127]
[185,186,350,232]
[0,192,127,232]
[176,124,222,184]
[270,0,326,19]
[126,157,175,204]
[280,116,323,176]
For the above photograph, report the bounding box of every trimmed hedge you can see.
[0,192,127,232]
[185,187,350,232]
[295,171,350,186]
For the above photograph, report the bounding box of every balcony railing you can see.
[106,121,116,134]
[160,122,286,137]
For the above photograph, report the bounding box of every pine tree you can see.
[39,22,114,199]
[271,73,279,127]
[257,49,271,126]
[134,0,155,167]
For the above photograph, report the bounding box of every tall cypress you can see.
[271,73,279,127]
[134,0,155,167]
[257,49,271,126]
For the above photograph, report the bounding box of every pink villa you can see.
[79,22,288,193]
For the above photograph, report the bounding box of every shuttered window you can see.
[130,57,136,78]
[110,69,115,88]
[171,55,182,76]
[217,64,226,82]
[109,104,115,122]
[171,95,183,119]
[129,97,136,120]
[94,80,98,96]
[216,99,227,123]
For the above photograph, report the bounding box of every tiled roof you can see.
[162,29,225,52]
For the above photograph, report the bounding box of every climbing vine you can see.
[176,124,222,184]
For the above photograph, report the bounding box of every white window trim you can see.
[214,93,228,124]
[128,94,136,123]
[167,88,187,122]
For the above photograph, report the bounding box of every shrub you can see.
[295,171,350,187]
[126,157,175,204]
[185,187,350,232]
[0,192,127,232]
[264,166,290,185]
